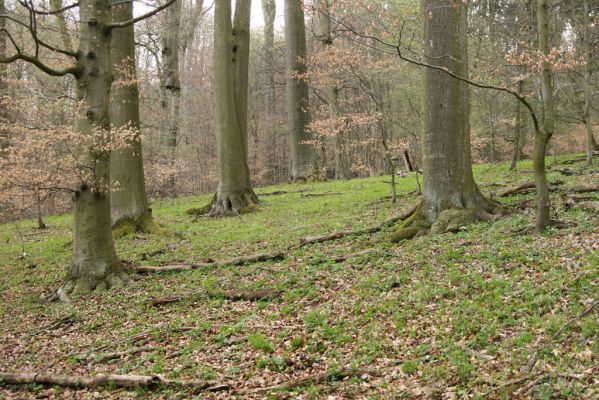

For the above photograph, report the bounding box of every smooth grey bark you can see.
[205,0,258,215]
[285,0,315,181]
[180,0,205,69]
[110,0,153,231]
[54,0,129,300]
[391,0,500,242]
[261,0,276,109]
[535,0,554,231]
[314,0,349,180]
[50,0,74,53]
[161,0,182,150]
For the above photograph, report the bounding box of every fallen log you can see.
[241,368,382,395]
[150,288,282,307]
[300,192,342,198]
[0,371,229,392]
[135,252,285,273]
[576,201,599,211]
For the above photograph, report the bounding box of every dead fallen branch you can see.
[300,192,341,198]
[34,315,78,334]
[0,371,229,392]
[293,203,419,249]
[241,368,383,395]
[332,249,386,263]
[575,201,599,211]
[258,190,288,196]
[150,288,282,307]
[76,346,154,363]
[135,252,285,273]
[526,299,599,373]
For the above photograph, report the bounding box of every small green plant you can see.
[248,333,274,353]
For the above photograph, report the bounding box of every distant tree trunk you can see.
[582,0,594,165]
[314,0,350,180]
[180,0,205,70]
[510,80,524,171]
[161,0,182,191]
[53,0,129,300]
[206,0,258,215]
[261,0,276,110]
[50,0,73,53]
[391,0,501,242]
[0,0,8,149]
[35,190,46,229]
[110,0,155,233]
[285,0,315,181]
[535,0,554,231]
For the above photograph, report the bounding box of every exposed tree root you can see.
[293,203,420,249]
[48,265,132,303]
[150,288,282,306]
[188,190,260,217]
[390,197,505,243]
[0,371,229,392]
[134,252,285,273]
[112,212,169,238]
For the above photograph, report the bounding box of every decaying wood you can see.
[76,346,154,362]
[293,203,419,249]
[241,368,383,394]
[135,252,285,273]
[0,371,228,392]
[500,182,598,197]
[575,201,599,210]
[258,190,288,196]
[150,288,282,306]
[562,184,599,194]
[499,182,537,197]
[300,192,341,198]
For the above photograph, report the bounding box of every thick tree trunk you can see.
[285,0,315,181]
[0,0,7,149]
[110,0,154,234]
[261,0,276,111]
[160,0,182,192]
[205,0,258,216]
[51,0,128,301]
[391,0,500,242]
[535,0,554,231]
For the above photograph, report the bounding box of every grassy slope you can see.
[0,156,597,399]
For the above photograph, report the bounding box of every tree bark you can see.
[314,0,350,180]
[51,0,129,301]
[160,0,182,191]
[285,0,315,181]
[110,0,154,233]
[535,0,554,231]
[582,0,594,165]
[0,0,8,149]
[206,0,258,216]
[391,0,501,241]
[50,0,74,53]
[510,80,524,171]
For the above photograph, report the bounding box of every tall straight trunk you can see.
[161,0,182,188]
[180,0,205,70]
[285,0,314,181]
[391,0,500,242]
[583,0,594,165]
[261,0,276,110]
[510,80,524,171]
[0,0,7,149]
[53,0,129,300]
[110,0,153,232]
[50,0,73,53]
[314,0,350,180]
[205,0,258,215]
[535,0,554,231]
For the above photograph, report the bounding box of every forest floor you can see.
[0,155,597,399]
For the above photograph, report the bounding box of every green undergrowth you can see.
[0,155,597,399]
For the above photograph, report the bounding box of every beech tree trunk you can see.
[582,0,594,165]
[535,0,554,231]
[391,0,500,242]
[285,0,315,181]
[261,0,276,110]
[160,0,182,191]
[0,0,7,149]
[52,0,129,300]
[207,0,258,215]
[314,0,350,180]
[110,0,153,232]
